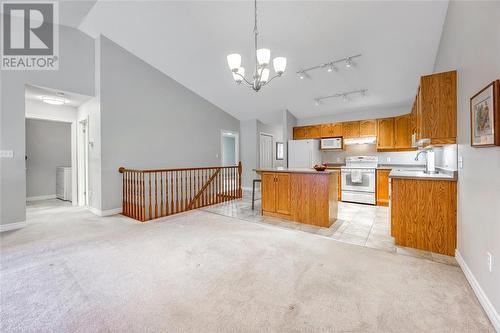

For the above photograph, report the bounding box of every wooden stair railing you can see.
[118,162,242,222]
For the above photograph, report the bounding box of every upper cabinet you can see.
[293,125,321,140]
[359,120,377,137]
[320,123,342,138]
[394,114,412,149]
[342,121,360,138]
[377,118,395,149]
[416,70,457,144]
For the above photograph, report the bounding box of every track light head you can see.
[327,63,337,73]
[342,94,348,102]
[345,57,353,68]
[298,71,305,79]
[314,99,320,106]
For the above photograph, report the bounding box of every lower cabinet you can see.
[261,172,291,216]
[376,170,390,206]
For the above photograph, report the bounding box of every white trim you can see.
[456,249,500,332]
[26,194,56,201]
[0,221,27,232]
[89,207,122,217]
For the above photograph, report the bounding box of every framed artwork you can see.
[276,142,284,160]
[470,80,500,147]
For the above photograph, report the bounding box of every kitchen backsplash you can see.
[321,144,426,165]
[322,143,458,170]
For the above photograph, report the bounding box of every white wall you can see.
[98,36,239,211]
[282,110,297,167]
[433,1,500,328]
[25,100,78,123]
[240,119,259,188]
[25,119,72,198]
[296,104,411,126]
[0,24,95,226]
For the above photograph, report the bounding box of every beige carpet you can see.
[0,201,494,332]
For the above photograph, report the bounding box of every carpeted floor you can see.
[0,201,494,332]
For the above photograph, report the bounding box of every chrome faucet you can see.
[415,148,436,174]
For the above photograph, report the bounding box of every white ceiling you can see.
[25,84,92,107]
[78,1,448,123]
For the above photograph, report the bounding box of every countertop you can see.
[254,167,336,175]
[325,164,427,170]
[389,168,457,181]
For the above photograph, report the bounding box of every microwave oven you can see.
[320,137,343,150]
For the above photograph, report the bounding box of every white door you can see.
[259,134,273,168]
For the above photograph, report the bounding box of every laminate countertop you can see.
[389,168,457,182]
[254,168,336,175]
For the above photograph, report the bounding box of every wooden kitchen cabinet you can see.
[320,123,342,138]
[342,121,360,138]
[391,177,457,256]
[293,125,321,140]
[376,169,390,206]
[376,118,395,149]
[394,114,412,149]
[359,120,377,137]
[261,172,291,216]
[417,70,457,144]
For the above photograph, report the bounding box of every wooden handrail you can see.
[119,162,242,222]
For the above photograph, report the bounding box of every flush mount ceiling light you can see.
[297,54,361,79]
[41,93,66,105]
[226,0,286,92]
[314,89,367,105]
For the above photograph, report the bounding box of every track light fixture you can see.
[296,54,361,79]
[314,89,367,106]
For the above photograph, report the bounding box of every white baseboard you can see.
[456,249,500,332]
[0,221,27,232]
[27,194,56,201]
[89,207,122,217]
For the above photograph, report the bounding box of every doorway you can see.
[259,133,273,168]
[221,130,239,166]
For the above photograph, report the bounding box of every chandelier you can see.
[226,0,287,92]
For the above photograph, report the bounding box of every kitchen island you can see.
[255,168,338,227]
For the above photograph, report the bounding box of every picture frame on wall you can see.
[470,80,500,147]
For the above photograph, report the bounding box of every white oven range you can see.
[341,156,378,205]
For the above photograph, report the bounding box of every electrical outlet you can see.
[487,252,493,272]
[337,157,341,162]
[458,156,463,169]
[386,157,391,163]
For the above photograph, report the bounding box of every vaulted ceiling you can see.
[78,1,449,123]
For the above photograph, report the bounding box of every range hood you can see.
[343,136,377,145]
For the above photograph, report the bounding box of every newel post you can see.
[238,161,242,198]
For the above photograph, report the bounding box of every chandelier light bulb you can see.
[273,57,287,75]
[227,54,242,72]
[256,48,271,66]
[260,68,270,83]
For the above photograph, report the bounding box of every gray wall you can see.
[433,0,500,320]
[0,23,95,225]
[26,119,71,198]
[240,119,259,188]
[98,36,239,211]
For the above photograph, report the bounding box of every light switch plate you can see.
[386,157,391,163]
[458,156,463,169]
[0,150,14,158]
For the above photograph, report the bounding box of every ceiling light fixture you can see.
[296,54,361,79]
[314,89,367,106]
[41,93,66,105]
[226,0,286,92]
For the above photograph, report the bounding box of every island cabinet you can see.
[391,177,457,256]
[258,170,338,228]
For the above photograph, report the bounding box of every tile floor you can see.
[201,190,457,266]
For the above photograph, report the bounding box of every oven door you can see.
[341,169,375,192]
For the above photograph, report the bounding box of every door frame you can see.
[220,129,239,166]
[77,117,89,207]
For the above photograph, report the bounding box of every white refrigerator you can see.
[288,139,322,168]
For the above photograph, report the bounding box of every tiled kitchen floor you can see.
[202,191,457,265]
